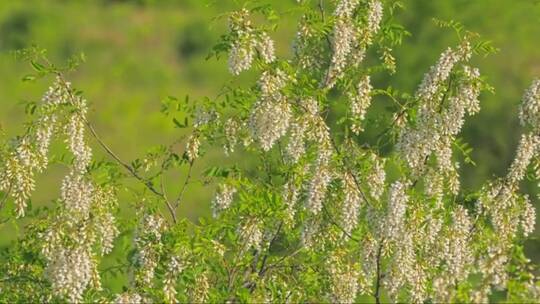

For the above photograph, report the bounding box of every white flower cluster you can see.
[507,133,540,184]
[365,0,384,45]
[223,118,240,155]
[299,101,335,215]
[520,195,536,237]
[367,154,386,200]
[190,271,210,303]
[398,44,478,185]
[358,235,378,293]
[60,172,94,216]
[325,0,383,88]
[416,44,469,103]
[341,173,361,234]
[285,118,308,163]
[519,79,540,131]
[348,75,373,134]
[238,218,263,251]
[384,180,409,240]
[306,163,332,215]
[432,206,473,302]
[211,183,236,217]
[327,253,359,304]
[282,180,299,227]
[42,187,119,302]
[384,233,425,302]
[163,255,185,303]
[474,113,540,297]
[114,292,147,304]
[293,16,324,70]
[0,148,36,217]
[228,9,275,75]
[285,98,320,163]
[28,78,119,303]
[133,214,166,286]
[46,248,94,303]
[185,133,200,162]
[249,69,292,151]
[95,210,119,256]
[0,77,73,217]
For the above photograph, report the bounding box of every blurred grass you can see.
[1,0,540,291]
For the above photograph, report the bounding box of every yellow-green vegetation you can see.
[1,0,540,300]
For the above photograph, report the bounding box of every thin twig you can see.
[160,175,177,223]
[174,160,194,209]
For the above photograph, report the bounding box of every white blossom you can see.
[114,292,147,304]
[163,256,185,303]
[507,133,540,184]
[348,75,372,134]
[519,79,540,130]
[328,253,359,304]
[238,218,263,251]
[341,173,361,234]
[211,183,236,217]
[257,32,276,64]
[384,180,410,240]
[249,69,292,151]
[367,154,386,199]
[185,133,200,162]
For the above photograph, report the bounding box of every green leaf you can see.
[30,60,47,73]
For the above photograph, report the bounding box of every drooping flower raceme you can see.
[211,183,236,217]
[348,75,373,134]
[228,9,276,75]
[249,69,292,151]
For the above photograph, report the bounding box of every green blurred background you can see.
[1,0,540,291]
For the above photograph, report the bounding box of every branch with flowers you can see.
[0,0,539,303]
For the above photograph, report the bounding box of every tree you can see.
[0,0,539,303]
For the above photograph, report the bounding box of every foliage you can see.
[1,1,540,303]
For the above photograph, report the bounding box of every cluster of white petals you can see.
[249,69,292,151]
[416,44,469,103]
[432,206,473,302]
[163,255,185,303]
[341,173,361,234]
[46,248,93,303]
[385,233,425,302]
[285,118,308,163]
[398,44,478,181]
[21,77,120,303]
[185,133,200,162]
[367,154,386,199]
[384,180,410,240]
[114,292,147,304]
[519,79,540,130]
[238,218,263,251]
[282,180,299,227]
[223,118,240,155]
[211,183,236,217]
[365,0,384,45]
[328,253,360,304]
[133,214,165,285]
[228,9,275,75]
[325,0,384,87]
[293,16,323,70]
[348,75,373,134]
[0,77,74,217]
[507,133,540,184]
[191,272,210,303]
